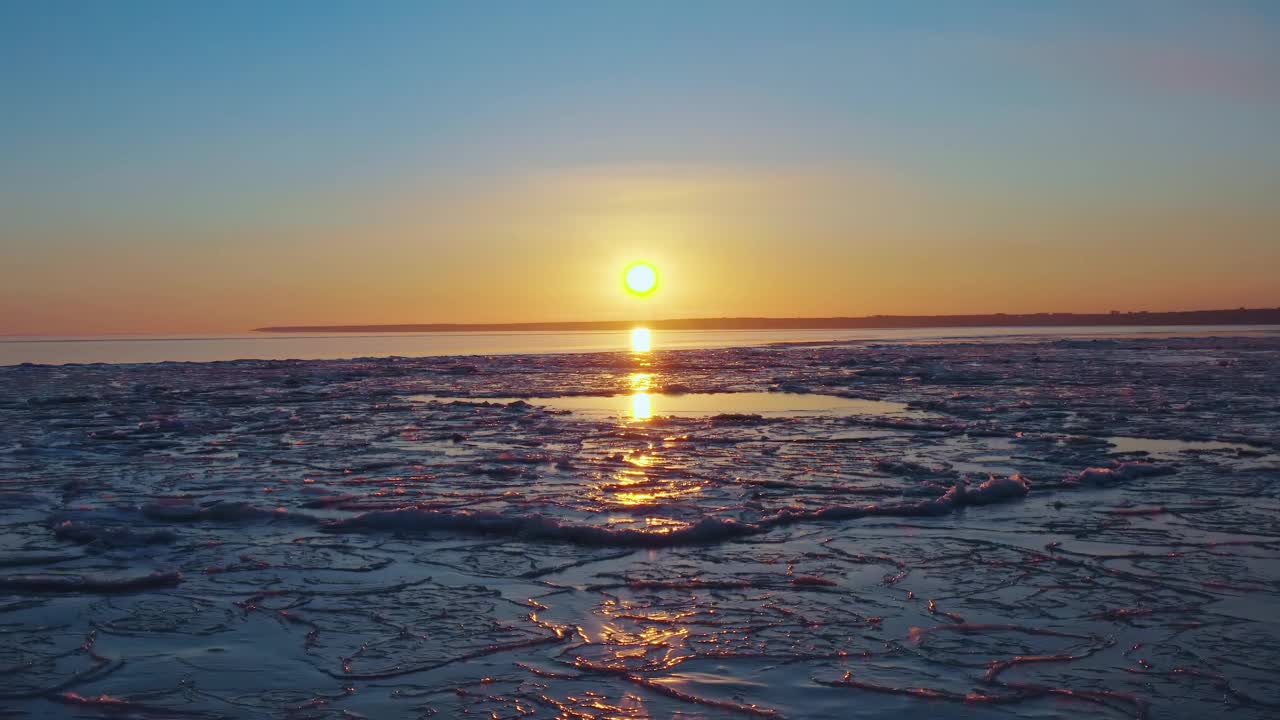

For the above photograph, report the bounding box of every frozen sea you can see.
[2,328,1279,718]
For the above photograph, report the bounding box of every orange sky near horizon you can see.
[4,164,1278,335]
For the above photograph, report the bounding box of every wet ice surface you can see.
[1,337,1278,719]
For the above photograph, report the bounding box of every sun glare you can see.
[623,262,659,296]
[631,327,652,352]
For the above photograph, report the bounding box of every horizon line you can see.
[255,307,1280,334]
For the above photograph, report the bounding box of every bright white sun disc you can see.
[624,262,658,296]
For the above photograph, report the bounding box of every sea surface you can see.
[1,330,1278,718]
[3,324,1279,365]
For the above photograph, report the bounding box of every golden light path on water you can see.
[603,384,703,520]
[629,340,653,419]
[631,392,652,420]
[630,327,651,353]
[625,256,655,418]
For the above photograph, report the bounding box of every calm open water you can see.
[3,325,1278,365]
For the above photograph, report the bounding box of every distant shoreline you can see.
[256,308,1280,333]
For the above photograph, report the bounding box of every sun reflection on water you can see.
[629,373,654,421]
[631,327,651,353]
[630,392,652,420]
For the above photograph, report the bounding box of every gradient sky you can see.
[2,1,1278,334]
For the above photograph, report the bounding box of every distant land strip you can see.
[256,308,1280,333]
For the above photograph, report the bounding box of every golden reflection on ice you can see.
[610,468,658,507]
[612,492,655,506]
[593,440,703,521]
[603,622,689,650]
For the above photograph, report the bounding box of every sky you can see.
[2,1,1279,334]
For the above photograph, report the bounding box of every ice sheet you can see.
[1,336,1277,718]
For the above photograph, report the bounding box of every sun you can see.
[623,261,659,296]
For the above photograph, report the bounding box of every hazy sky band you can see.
[2,2,1278,333]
